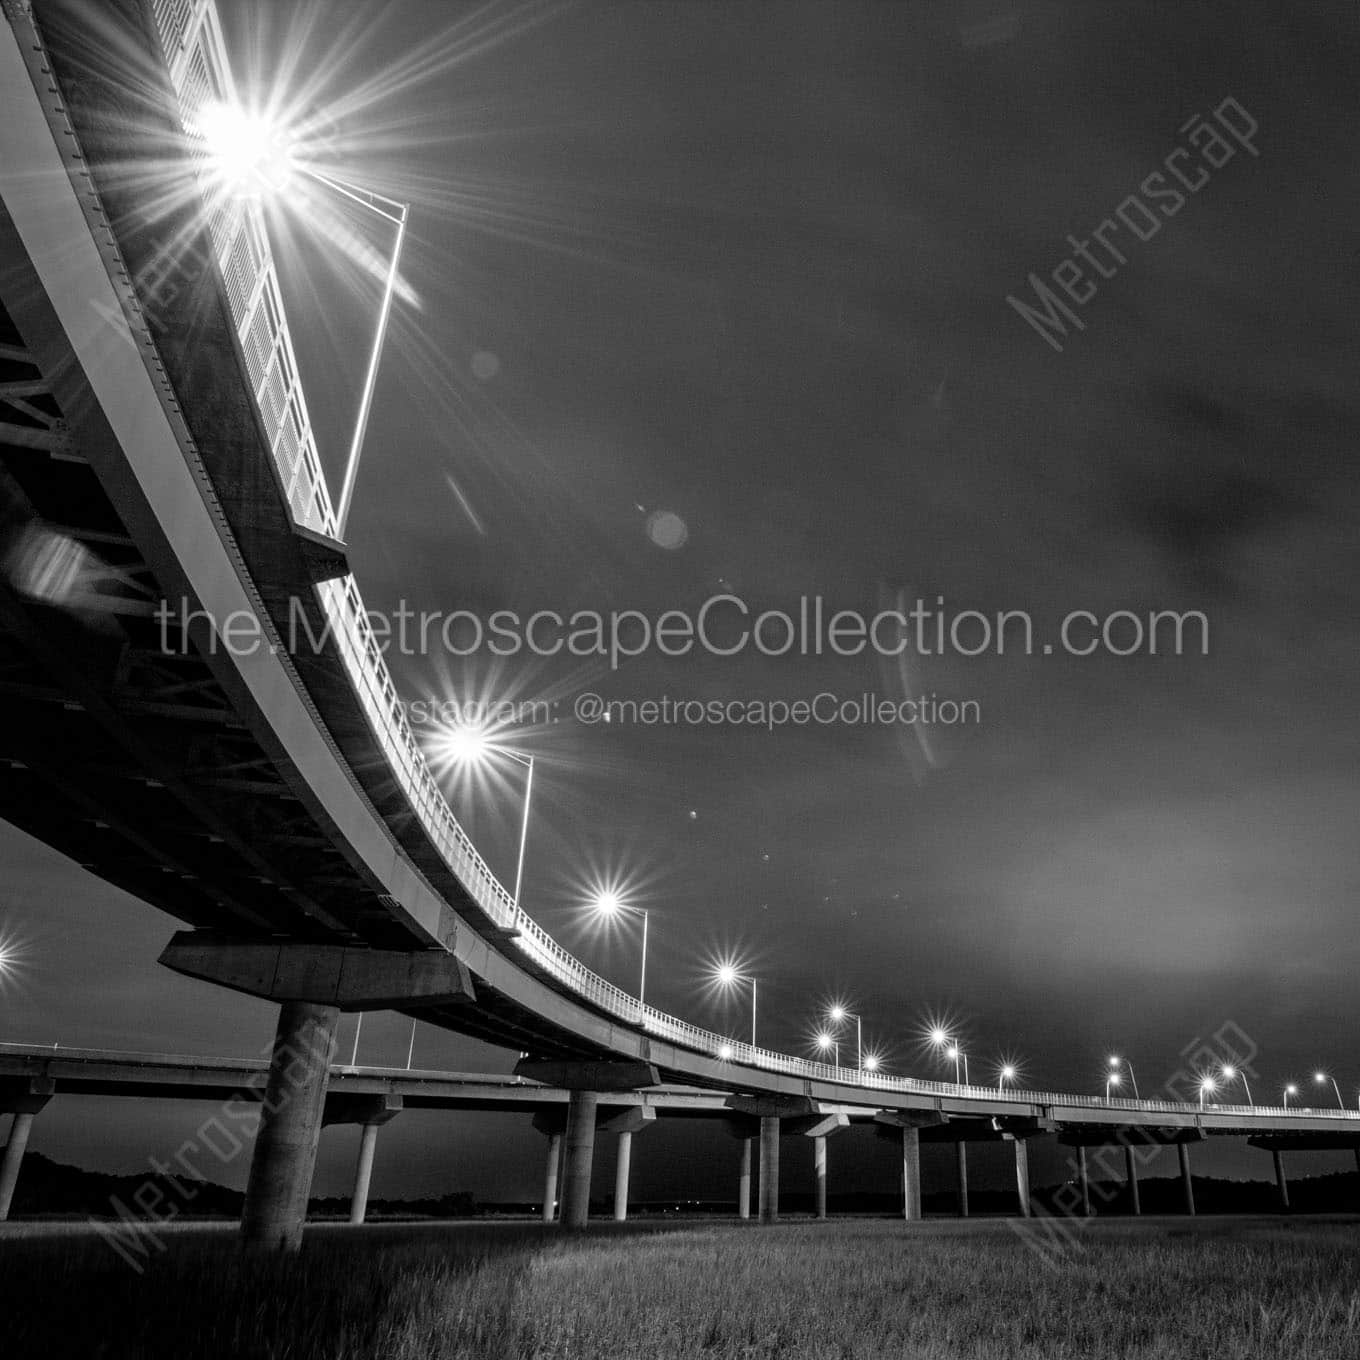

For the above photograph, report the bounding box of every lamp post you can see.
[1221,1064,1254,1107]
[998,1063,1017,1094]
[1105,1071,1122,1102]
[1199,1076,1217,1109]
[1108,1055,1140,1099]
[591,893,649,1008]
[714,964,758,1047]
[1315,1072,1344,1109]
[195,104,410,540]
[947,1044,969,1086]
[827,1005,863,1069]
[437,727,535,927]
[815,1032,840,1068]
[1283,1083,1297,1108]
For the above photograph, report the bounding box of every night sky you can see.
[6,0,1360,1202]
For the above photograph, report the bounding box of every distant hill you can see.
[8,1153,476,1220]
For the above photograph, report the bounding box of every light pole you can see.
[1221,1064,1254,1107]
[1108,1055,1140,1099]
[815,1032,840,1068]
[998,1063,1017,1094]
[1283,1083,1297,1108]
[1105,1071,1122,1102]
[1199,1076,1217,1108]
[947,1044,969,1086]
[437,727,535,927]
[195,104,410,540]
[714,964,758,1047]
[591,892,649,1007]
[1315,1072,1344,1109]
[827,1005,863,1069]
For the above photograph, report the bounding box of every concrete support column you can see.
[561,1089,599,1229]
[1124,1144,1141,1216]
[813,1135,828,1219]
[1013,1139,1032,1218]
[738,1137,752,1220]
[242,1000,339,1250]
[1077,1146,1091,1217]
[901,1126,921,1221]
[613,1131,633,1222]
[1272,1149,1289,1211]
[541,1132,562,1223]
[759,1116,780,1224]
[1178,1142,1195,1216]
[0,1112,35,1222]
[348,1121,380,1225]
[955,1141,970,1218]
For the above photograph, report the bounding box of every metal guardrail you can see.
[132,1,1360,1126]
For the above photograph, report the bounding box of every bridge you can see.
[0,0,1356,1250]
[3,1043,1356,1228]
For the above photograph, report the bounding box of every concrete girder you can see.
[1057,1125,1206,1147]
[160,934,476,1010]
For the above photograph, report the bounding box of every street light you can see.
[436,726,535,926]
[196,101,410,540]
[713,963,758,1047]
[863,1053,881,1073]
[827,1004,863,1069]
[946,1044,969,1086]
[998,1063,1017,1093]
[1283,1083,1298,1108]
[1108,1055,1140,1099]
[1105,1070,1122,1102]
[1199,1076,1217,1108]
[1315,1071,1344,1109]
[814,1031,840,1067]
[1221,1064,1254,1107]
[592,892,649,1008]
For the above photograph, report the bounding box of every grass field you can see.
[3,1216,1359,1358]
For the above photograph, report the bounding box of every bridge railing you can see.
[139,0,1360,1125]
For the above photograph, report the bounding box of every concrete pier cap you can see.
[159,932,476,1010]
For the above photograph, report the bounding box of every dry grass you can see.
[2,1216,1359,1358]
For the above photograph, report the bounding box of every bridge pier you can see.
[323,1093,403,1226]
[1124,1144,1141,1216]
[738,1137,753,1219]
[0,1114,34,1221]
[1010,1137,1032,1218]
[1077,1147,1091,1217]
[516,1060,658,1230]
[956,1141,969,1217]
[541,1131,562,1222]
[902,1127,922,1220]
[759,1117,780,1223]
[600,1108,654,1223]
[350,1122,380,1225]
[561,1090,599,1230]
[1272,1149,1289,1211]
[0,1079,53,1223]
[1178,1142,1195,1216]
[242,1001,339,1250]
[813,1136,828,1219]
